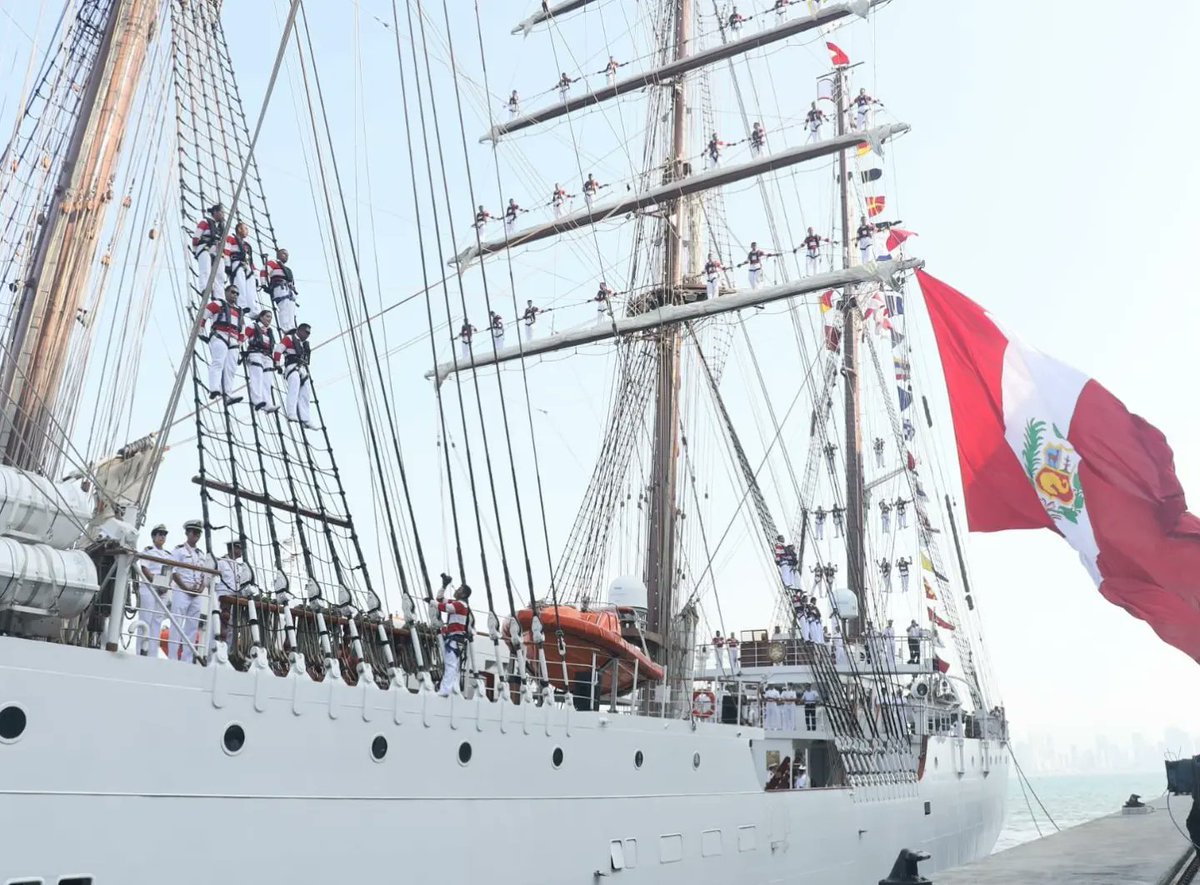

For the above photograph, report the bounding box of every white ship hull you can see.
[0,638,1008,884]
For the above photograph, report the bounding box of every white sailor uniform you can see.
[192,215,224,293]
[137,544,170,656]
[169,541,207,664]
[204,300,243,398]
[780,686,797,731]
[437,598,471,696]
[244,321,280,412]
[281,332,314,428]
[261,258,298,333]
[224,233,258,315]
[763,686,781,730]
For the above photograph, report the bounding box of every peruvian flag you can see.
[918,270,1200,661]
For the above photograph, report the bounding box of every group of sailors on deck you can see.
[192,203,315,428]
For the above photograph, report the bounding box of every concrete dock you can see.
[937,796,1196,884]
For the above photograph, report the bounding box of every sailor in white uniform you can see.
[594,282,615,323]
[763,684,781,731]
[897,556,912,593]
[740,242,780,290]
[780,684,797,731]
[503,198,525,234]
[813,505,826,540]
[831,505,845,538]
[137,524,171,656]
[879,557,892,591]
[521,300,540,342]
[169,519,208,664]
[880,498,892,533]
[202,285,244,406]
[224,221,258,316]
[873,436,885,468]
[882,619,897,663]
[506,89,520,119]
[831,625,848,667]
[556,71,576,104]
[853,88,879,130]
[804,102,826,143]
[801,684,821,731]
[703,253,723,299]
[282,323,317,430]
[550,183,570,218]
[856,217,876,264]
[712,631,726,674]
[726,634,740,672]
[895,497,910,529]
[436,584,473,696]
[459,321,477,363]
[244,309,280,414]
[260,248,298,334]
[749,121,766,157]
[191,203,225,294]
[801,227,825,276]
[214,538,248,648]
[489,310,505,348]
[603,55,622,85]
[582,173,602,210]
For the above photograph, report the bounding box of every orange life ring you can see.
[692,689,717,719]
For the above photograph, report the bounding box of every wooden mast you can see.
[645,0,691,649]
[0,0,158,473]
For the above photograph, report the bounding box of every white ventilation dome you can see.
[606,575,647,609]
[829,586,860,620]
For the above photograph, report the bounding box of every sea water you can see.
[996,770,1168,852]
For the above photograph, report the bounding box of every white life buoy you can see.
[692,689,717,719]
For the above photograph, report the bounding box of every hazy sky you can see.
[2,0,1199,751]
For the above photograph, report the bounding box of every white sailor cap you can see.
[151,524,168,535]
[183,519,203,531]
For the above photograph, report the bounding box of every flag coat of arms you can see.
[918,270,1200,660]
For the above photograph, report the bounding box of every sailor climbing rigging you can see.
[873,436,885,468]
[203,285,244,405]
[895,497,910,528]
[813,504,826,540]
[224,220,257,315]
[831,505,845,538]
[879,498,892,533]
[436,583,473,696]
[879,557,893,591]
[191,202,225,294]
[896,556,912,592]
[244,308,280,414]
[261,247,298,334]
[739,241,780,290]
[281,322,317,430]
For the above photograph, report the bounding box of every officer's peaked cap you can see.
[151,524,168,534]
[183,519,203,531]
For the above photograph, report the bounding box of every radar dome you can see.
[607,575,648,609]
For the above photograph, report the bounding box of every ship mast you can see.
[834,62,866,639]
[645,0,691,648]
[0,0,157,473]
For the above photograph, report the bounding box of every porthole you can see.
[634,750,644,769]
[552,747,564,768]
[0,704,27,742]
[458,741,472,765]
[371,735,388,762]
[692,752,701,770]
[222,723,246,755]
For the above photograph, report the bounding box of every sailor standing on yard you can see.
[582,173,603,210]
[804,102,827,143]
[489,310,505,347]
[137,524,171,656]
[503,198,525,234]
[602,55,622,85]
[521,300,541,342]
[856,216,876,264]
[459,320,477,362]
[749,121,766,157]
[800,227,826,276]
[706,132,727,168]
[436,583,473,696]
[556,71,576,103]
[191,202,225,293]
[740,241,780,290]
[727,6,747,31]
[852,87,880,130]
[550,182,571,218]
[244,309,280,414]
[203,285,244,406]
[281,323,318,430]
[506,89,520,119]
[704,253,724,299]
[169,519,208,665]
[261,247,298,334]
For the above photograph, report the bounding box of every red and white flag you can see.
[826,42,850,67]
[886,227,917,252]
[918,270,1200,660]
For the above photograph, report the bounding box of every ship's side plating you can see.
[0,638,1006,884]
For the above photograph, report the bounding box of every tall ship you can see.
[10,0,1197,882]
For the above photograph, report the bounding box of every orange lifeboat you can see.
[514,604,663,696]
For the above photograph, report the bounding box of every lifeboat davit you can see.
[514,604,664,695]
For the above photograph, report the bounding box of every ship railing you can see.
[694,633,939,674]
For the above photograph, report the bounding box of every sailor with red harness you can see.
[853,88,880,130]
[712,631,726,673]
[550,183,572,218]
[459,320,477,362]
[436,582,473,696]
[224,221,258,315]
[261,247,298,334]
[704,253,724,300]
[281,323,317,430]
[244,308,280,413]
[192,203,226,294]
[503,198,525,234]
[800,226,827,276]
[804,102,827,143]
[203,285,244,405]
[739,241,780,290]
[749,121,766,157]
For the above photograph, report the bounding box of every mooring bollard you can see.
[879,848,932,885]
